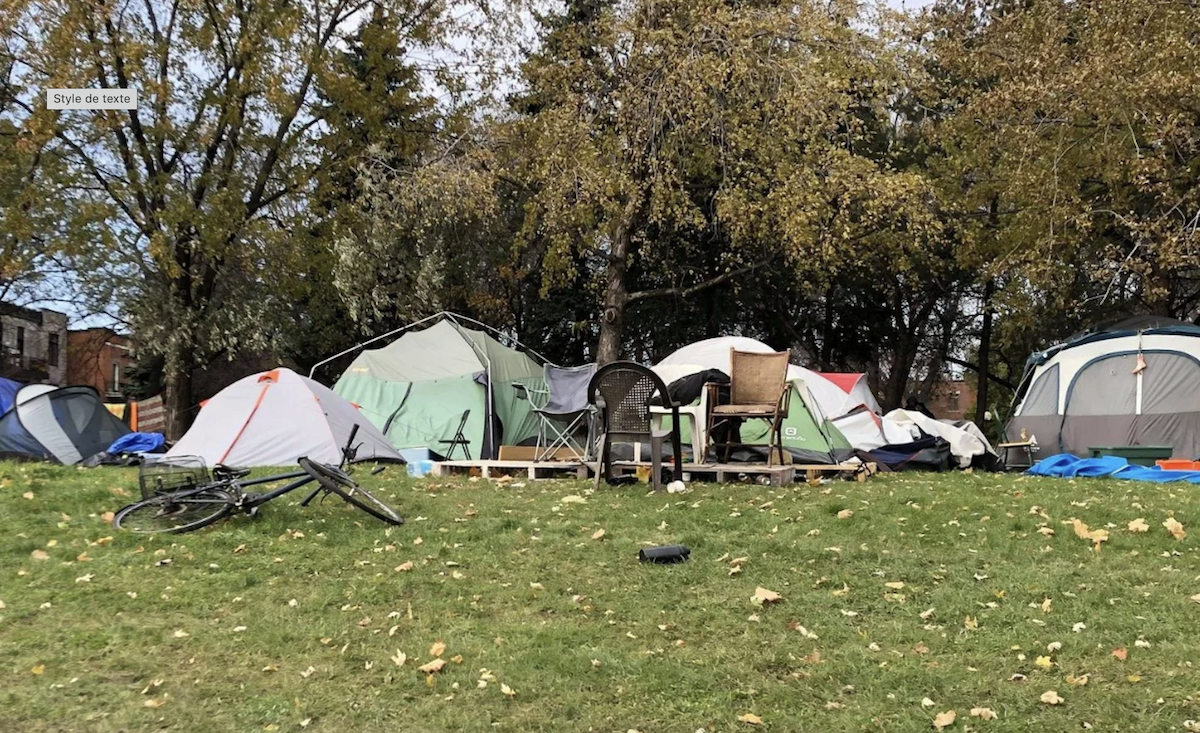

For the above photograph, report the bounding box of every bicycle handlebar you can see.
[341,424,361,467]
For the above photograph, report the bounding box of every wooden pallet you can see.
[610,462,796,487]
[430,460,590,480]
[793,462,877,483]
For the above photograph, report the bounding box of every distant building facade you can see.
[66,328,136,400]
[928,374,976,421]
[0,303,68,385]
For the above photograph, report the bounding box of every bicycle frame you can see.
[142,423,379,513]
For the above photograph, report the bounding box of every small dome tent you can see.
[166,368,403,467]
[1007,317,1200,457]
[0,385,132,464]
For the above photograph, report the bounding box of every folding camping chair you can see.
[513,364,597,461]
[438,409,472,460]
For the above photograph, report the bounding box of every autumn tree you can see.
[1,0,467,436]
[507,0,941,364]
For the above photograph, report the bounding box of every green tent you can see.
[330,316,546,459]
[663,379,852,464]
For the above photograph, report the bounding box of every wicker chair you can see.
[706,348,791,465]
[588,362,683,492]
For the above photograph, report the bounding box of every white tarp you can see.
[882,409,995,468]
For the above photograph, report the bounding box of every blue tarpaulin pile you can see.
[1028,453,1200,483]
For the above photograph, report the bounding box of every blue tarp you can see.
[1028,453,1200,483]
[108,432,166,455]
[0,377,22,414]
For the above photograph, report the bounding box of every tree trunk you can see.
[975,278,995,426]
[163,346,194,441]
[596,215,633,365]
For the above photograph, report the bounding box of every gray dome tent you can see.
[0,385,132,464]
[1007,317,1200,457]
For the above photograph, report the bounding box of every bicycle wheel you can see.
[297,458,403,525]
[113,489,234,534]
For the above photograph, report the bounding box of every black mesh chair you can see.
[588,362,683,492]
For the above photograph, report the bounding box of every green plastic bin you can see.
[1088,445,1174,466]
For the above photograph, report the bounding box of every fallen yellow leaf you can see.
[30,549,49,561]
[970,707,997,720]
[143,696,167,708]
[737,713,763,725]
[1040,690,1064,705]
[1127,518,1149,533]
[752,587,781,605]
[1035,655,1054,669]
[933,709,956,730]
[1164,517,1186,540]
[592,528,606,540]
[395,561,414,572]
[418,658,447,674]
[391,651,407,667]
[430,641,446,657]
[31,664,44,675]
[837,509,854,519]
[500,683,516,697]
[885,581,905,590]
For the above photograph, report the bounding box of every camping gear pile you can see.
[655,336,997,470]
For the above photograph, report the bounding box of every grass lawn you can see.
[2,462,1199,732]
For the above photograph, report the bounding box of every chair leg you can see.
[650,435,664,492]
[593,433,607,491]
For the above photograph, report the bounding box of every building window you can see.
[16,327,25,355]
[48,334,60,365]
[112,362,121,393]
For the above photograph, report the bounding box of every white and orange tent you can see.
[166,367,403,467]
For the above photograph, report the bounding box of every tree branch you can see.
[942,355,1017,391]
[626,253,778,303]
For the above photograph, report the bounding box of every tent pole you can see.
[307,312,448,378]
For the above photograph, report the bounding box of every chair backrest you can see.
[729,348,790,405]
[452,409,470,434]
[542,364,597,413]
[588,362,673,436]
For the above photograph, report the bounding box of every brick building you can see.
[0,303,68,385]
[66,328,136,399]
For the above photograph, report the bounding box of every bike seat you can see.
[212,465,252,480]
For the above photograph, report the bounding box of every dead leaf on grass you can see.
[591,529,606,540]
[837,509,854,519]
[921,697,936,708]
[933,710,956,730]
[970,707,997,720]
[752,587,781,605]
[919,608,936,621]
[1112,647,1128,661]
[391,651,407,667]
[1127,518,1149,533]
[30,549,49,561]
[1040,690,1064,705]
[885,581,905,590]
[1164,517,1186,540]
[418,658,446,674]
[143,696,167,708]
[500,683,516,697]
[737,713,762,725]
[1035,656,1054,669]
[430,641,446,657]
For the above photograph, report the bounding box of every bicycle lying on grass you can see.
[112,425,403,534]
